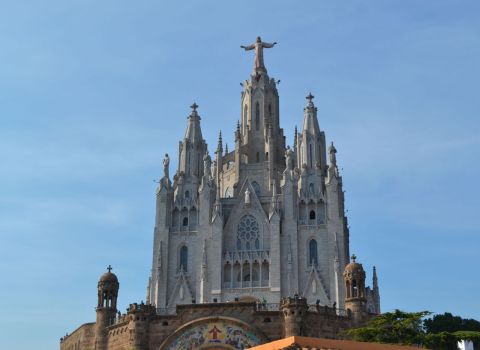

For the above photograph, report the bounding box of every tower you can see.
[343,255,367,324]
[95,266,119,350]
[280,295,309,337]
[146,36,379,313]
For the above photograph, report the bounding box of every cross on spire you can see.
[107,265,113,273]
[306,92,314,104]
[190,102,198,112]
[351,254,357,263]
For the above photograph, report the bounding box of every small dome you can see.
[344,255,365,275]
[99,265,118,284]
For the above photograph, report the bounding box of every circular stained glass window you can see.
[237,215,260,251]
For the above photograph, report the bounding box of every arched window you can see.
[256,152,260,163]
[180,245,188,271]
[309,183,314,194]
[268,103,272,116]
[185,190,190,198]
[182,217,188,227]
[309,239,318,266]
[265,152,269,161]
[251,181,261,196]
[309,210,316,220]
[255,102,260,131]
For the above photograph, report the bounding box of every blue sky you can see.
[0,1,479,349]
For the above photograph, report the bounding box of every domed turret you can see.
[95,265,119,350]
[97,265,119,309]
[343,255,367,324]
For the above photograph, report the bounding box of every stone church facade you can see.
[60,38,380,350]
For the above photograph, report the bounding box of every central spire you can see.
[240,36,277,72]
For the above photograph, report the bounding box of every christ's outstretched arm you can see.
[261,42,277,48]
[240,44,255,50]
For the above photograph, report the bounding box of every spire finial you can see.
[306,92,314,104]
[216,130,223,152]
[351,254,356,263]
[190,102,198,112]
[107,265,112,273]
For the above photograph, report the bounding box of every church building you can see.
[60,37,380,350]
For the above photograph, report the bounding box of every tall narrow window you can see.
[309,143,313,168]
[256,152,260,163]
[309,239,318,266]
[244,104,248,127]
[309,210,316,220]
[180,246,188,271]
[183,217,188,226]
[268,103,272,116]
[255,102,260,131]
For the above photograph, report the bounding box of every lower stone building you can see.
[60,257,376,350]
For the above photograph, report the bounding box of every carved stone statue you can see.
[163,153,170,178]
[245,187,251,205]
[285,146,294,170]
[203,153,212,178]
[328,142,337,167]
[241,36,277,70]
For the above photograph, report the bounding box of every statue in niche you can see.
[245,187,251,206]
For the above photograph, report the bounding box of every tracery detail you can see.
[237,215,260,251]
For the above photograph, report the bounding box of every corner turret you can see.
[95,265,119,350]
[281,295,309,337]
[343,255,367,324]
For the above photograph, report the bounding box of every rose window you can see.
[237,215,260,251]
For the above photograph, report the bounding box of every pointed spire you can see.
[373,266,378,288]
[216,131,223,153]
[184,102,203,142]
[224,143,229,156]
[235,120,241,142]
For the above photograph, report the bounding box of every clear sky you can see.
[0,1,479,349]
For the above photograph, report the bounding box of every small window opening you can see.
[185,190,190,198]
[309,210,316,220]
[183,217,188,226]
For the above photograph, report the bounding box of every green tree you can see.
[424,313,480,349]
[346,310,430,346]
[346,310,480,349]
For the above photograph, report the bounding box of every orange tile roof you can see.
[248,336,425,350]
